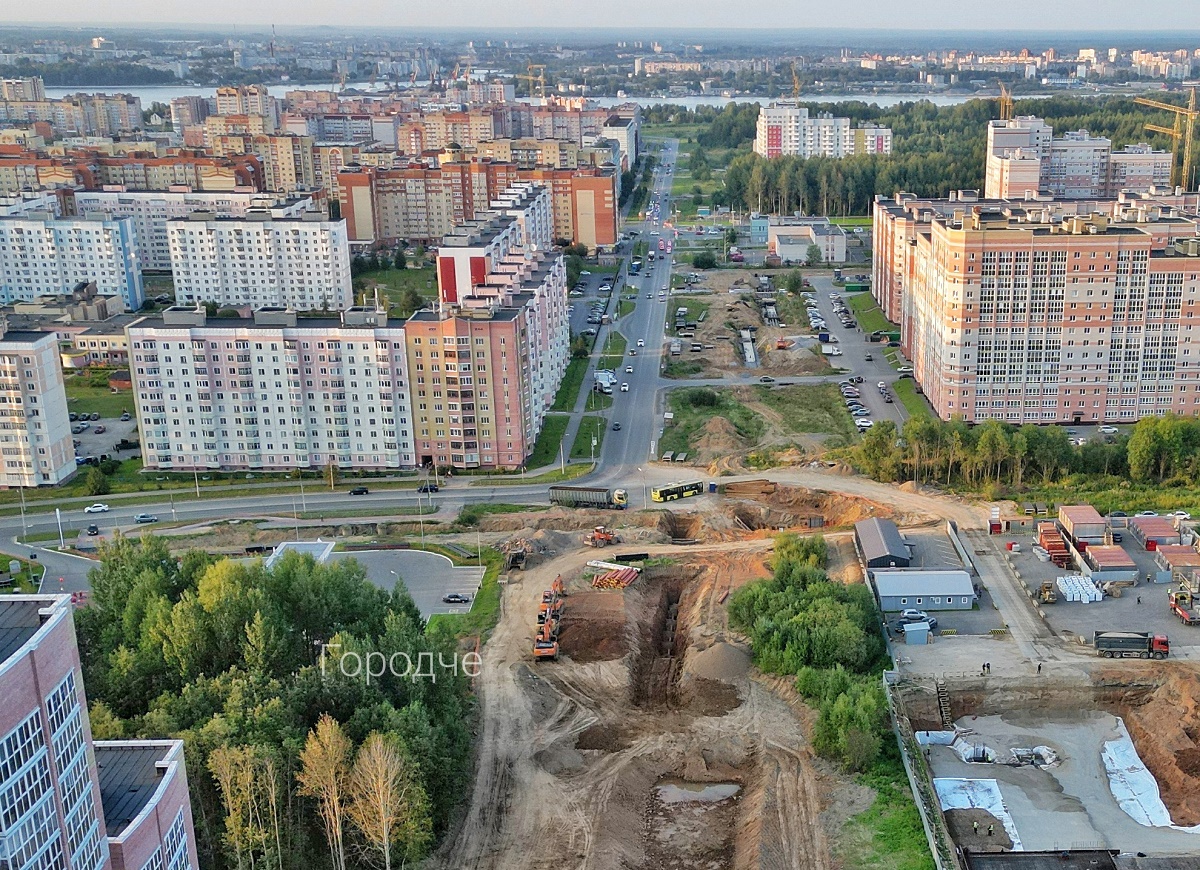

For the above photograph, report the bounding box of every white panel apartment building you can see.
[754,102,893,159]
[0,214,144,310]
[167,213,353,310]
[73,190,319,271]
[0,327,75,486]
[127,306,415,472]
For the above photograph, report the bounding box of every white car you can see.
[84,503,110,513]
[637,339,645,347]
[855,418,874,429]
[621,383,630,392]
[1136,510,1158,517]
[1171,511,1193,520]
[877,382,887,389]
[625,365,634,373]
[1099,426,1119,434]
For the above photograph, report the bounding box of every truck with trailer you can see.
[1170,590,1200,625]
[1093,631,1170,659]
[548,486,628,510]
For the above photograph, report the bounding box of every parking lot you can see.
[332,550,485,619]
[71,412,140,464]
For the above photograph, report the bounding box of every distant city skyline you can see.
[5,1,1200,31]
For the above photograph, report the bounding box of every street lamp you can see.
[637,467,648,506]
[17,484,26,540]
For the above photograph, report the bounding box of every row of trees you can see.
[77,538,473,870]
[662,96,1181,216]
[851,413,1200,493]
[728,534,890,771]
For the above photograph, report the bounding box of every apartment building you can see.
[0,326,74,486]
[0,151,264,195]
[0,594,198,870]
[209,133,316,193]
[0,213,144,309]
[167,212,352,310]
[127,305,414,471]
[0,76,46,101]
[0,93,142,137]
[214,84,278,123]
[875,194,1200,424]
[985,116,1172,198]
[73,190,321,271]
[338,160,617,250]
[754,103,893,159]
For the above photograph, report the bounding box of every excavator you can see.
[538,590,564,624]
[551,575,565,598]
[533,617,559,660]
[583,526,621,547]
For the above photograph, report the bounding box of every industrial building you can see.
[855,517,911,569]
[871,569,976,612]
[1058,505,1106,544]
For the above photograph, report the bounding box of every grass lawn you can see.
[752,383,858,440]
[671,175,723,197]
[355,266,439,307]
[847,293,894,335]
[661,388,765,455]
[829,216,874,227]
[471,463,594,486]
[673,295,711,323]
[598,332,628,371]
[63,375,135,419]
[455,502,548,526]
[550,358,588,412]
[835,756,936,870]
[583,389,613,411]
[775,292,815,330]
[571,415,608,460]
[618,298,636,318]
[892,379,933,420]
[526,414,569,468]
[663,360,704,378]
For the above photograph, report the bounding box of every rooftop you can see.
[94,743,176,837]
[1060,505,1105,525]
[1086,545,1136,569]
[964,850,1117,870]
[0,598,54,664]
[1156,545,1200,567]
[855,517,909,564]
[872,569,975,598]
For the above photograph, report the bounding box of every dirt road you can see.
[432,542,843,870]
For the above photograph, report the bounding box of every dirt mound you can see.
[944,808,1015,851]
[557,591,628,662]
[694,415,749,461]
[685,641,751,685]
[1121,666,1200,826]
[575,723,630,752]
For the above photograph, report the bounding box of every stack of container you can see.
[1038,522,1072,568]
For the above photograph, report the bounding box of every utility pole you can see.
[55,508,64,550]
[193,468,200,498]
[17,484,26,540]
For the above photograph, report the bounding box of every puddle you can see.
[655,780,742,804]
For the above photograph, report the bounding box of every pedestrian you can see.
[1037,662,1042,675]
[1137,596,1142,604]
[972,820,979,835]
[988,823,994,837]
[986,662,991,674]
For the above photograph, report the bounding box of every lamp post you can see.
[637,467,648,506]
[17,484,26,540]
[193,468,200,498]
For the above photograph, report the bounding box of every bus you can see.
[650,480,705,502]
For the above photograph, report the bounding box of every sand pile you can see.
[694,416,747,461]
[685,641,752,685]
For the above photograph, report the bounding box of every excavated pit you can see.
[632,579,687,708]
[657,511,704,541]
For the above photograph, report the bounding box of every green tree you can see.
[805,244,823,266]
[692,251,717,269]
[84,466,110,496]
[784,270,804,293]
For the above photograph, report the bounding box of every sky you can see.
[7,0,1200,32]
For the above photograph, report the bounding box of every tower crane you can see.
[515,63,547,99]
[791,62,801,99]
[998,82,1014,121]
[1135,88,1199,190]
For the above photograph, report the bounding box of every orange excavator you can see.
[551,575,565,597]
[583,526,621,547]
[533,617,559,660]
[538,590,564,624]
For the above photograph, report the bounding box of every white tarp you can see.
[1102,717,1200,832]
[915,731,957,746]
[933,778,1024,850]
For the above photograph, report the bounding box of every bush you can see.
[685,388,719,408]
[692,251,717,270]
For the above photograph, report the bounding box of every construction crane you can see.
[791,62,801,99]
[998,82,1014,121]
[1135,88,1199,190]
[515,63,547,99]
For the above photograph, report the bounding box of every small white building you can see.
[767,218,847,264]
[871,569,976,612]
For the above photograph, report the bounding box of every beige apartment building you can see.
[0,326,75,486]
[881,199,1200,425]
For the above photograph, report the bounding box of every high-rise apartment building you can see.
[0,213,144,309]
[73,190,322,271]
[0,150,264,195]
[127,305,414,471]
[0,93,142,137]
[754,103,892,159]
[0,325,75,486]
[985,116,1172,199]
[873,191,1200,424]
[209,134,316,193]
[0,76,46,101]
[0,594,198,870]
[214,85,277,122]
[167,213,352,310]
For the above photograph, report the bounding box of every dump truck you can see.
[549,486,628,509]
[1093,631,1170,659]
[1170,590,1200,625]
[583,526,621,547]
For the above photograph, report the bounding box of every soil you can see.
[430,540,865,870]
[944,808,1015,852]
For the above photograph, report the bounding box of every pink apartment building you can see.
[0,595,198,870]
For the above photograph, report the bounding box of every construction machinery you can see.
[549,485,628,509]
[997,82,1014,121]
[538,590,563,624]
[516,63,547,99]
[1135,88,1199,190]
[1094,631,1170,659]
[1170,589,1200,625]
[551,575,565,598]
[583,526,621,547]
[533,618,559,660]
[791,62,801,99]
[1037,581,1057,604]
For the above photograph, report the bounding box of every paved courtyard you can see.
[334,549,484,619]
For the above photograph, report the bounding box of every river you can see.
[44,83,1055,110]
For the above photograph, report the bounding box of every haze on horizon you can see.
[6,0,1200,32]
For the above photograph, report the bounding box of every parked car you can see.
[86,524,100,536]
[612,421,622,431]
[120,412,131,421]
[1170,511,1192,520]
[417,483,439,493]
[897,365,914,373]
[1099,426,1118,434]
[93,425,106,434]
[851,408,871,417]
[89,412,100,421]
[759,376,776,383]
[133,514,158,524]
[83,503,109,513]
[1111,532,1124,543]
[349,486,369,496]
[1136,510,1158,517]
[897,610,938,630]
[442,593,472,604]
[69,412,78,421]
